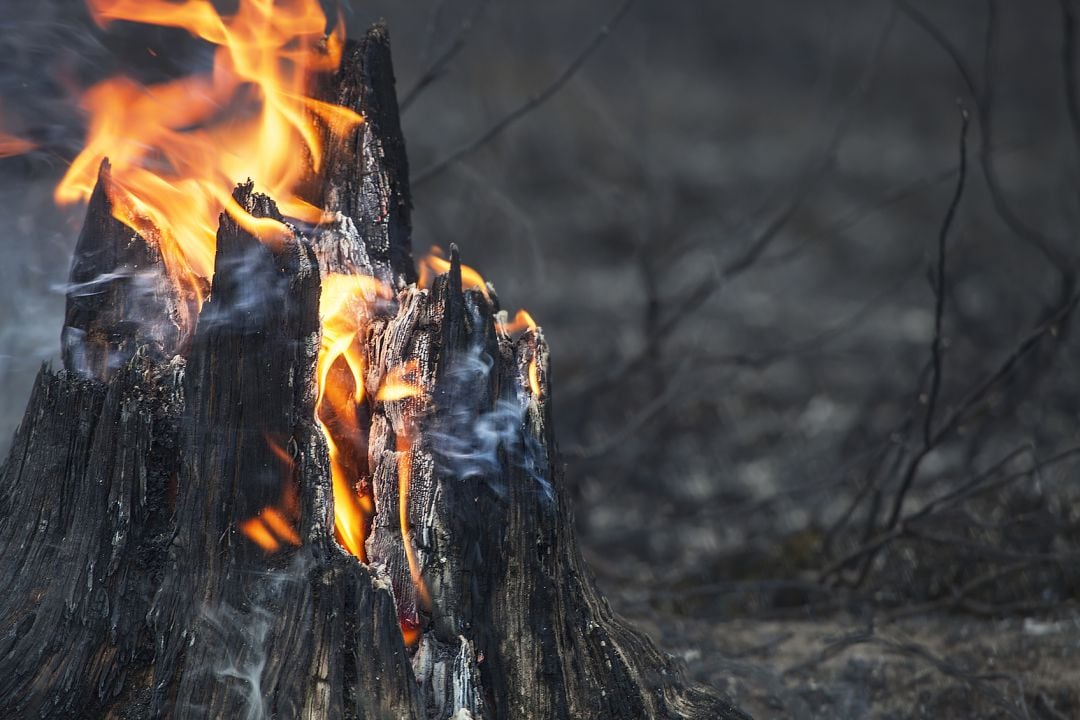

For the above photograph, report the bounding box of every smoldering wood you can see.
[0,24,748,720]
[62,160,185,379]
[309,26,417,289]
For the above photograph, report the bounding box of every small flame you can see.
[238,507,302,554]
[400,619,422,647]
[528,358,541,398]
[396,431,432,613]
[240,517,282,553]
[418,246,491,300]
[376,361,424,402]
[500,309,537,335]
[261,507,301,546]
[240,435,302,554]
[56,0,363,335]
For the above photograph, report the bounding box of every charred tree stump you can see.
[0,25,748,720]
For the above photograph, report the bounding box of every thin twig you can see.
[401,0,492,112]
[412,0,637,187]
[785,630,1031,719]
[882,102,969,532]
[896,0,1067,270]
[922,104,967,448]
[562,9,899,405]
[819,443,1080,581]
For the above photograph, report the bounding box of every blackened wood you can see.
[0,355,183,717]
[362,249,749,720]
[146,184,422,718]
[62,160,184,379]
[311,25,416,287]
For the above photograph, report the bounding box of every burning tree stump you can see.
[0,26,748,720]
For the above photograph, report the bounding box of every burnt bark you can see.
[0,25,748,720]
[62,160,184,379]
[308,25,416,289]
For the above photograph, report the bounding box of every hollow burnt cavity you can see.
[0,24,748,720]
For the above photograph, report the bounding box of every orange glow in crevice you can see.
[528,356,542,399]
[396,430,432,614]
[239,435,302,553]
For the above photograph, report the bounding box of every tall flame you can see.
[316,274,389,561]
[55,0,362,327]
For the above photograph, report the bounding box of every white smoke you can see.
[428,313,552,500]
[193,551,312,720]
[199,240,296,330]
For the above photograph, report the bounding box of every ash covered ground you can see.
[2,2,1079,717]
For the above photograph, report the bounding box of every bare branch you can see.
[412,0,637,187]
[922,103,969,449]
[401,0,492,112]
[896,0,1069,270]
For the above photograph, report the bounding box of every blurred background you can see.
[2,1,1080,717]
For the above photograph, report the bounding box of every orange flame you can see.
[396,431,432,612]
[528,358,541,398]
[501,309,537,335]
[240,517,282,553]
[261,507,301,545]
[418,246,491,300]
[240,435,302,554]
[400,619,422,647]
[376,361,424,402]
[56,0,363,332]
[316,274,391,561]
[56,2,545,637]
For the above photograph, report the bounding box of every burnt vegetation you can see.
[2,0,1080,718]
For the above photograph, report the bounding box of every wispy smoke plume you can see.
[192,551,312,720]
[428,308,552,499]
